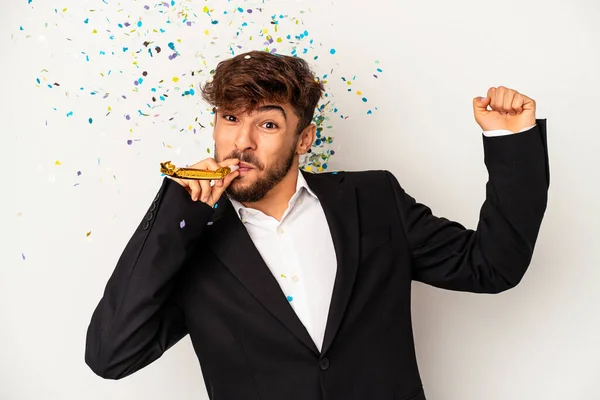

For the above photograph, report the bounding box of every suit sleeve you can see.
[85,177,215,379]
[385,119,549,293]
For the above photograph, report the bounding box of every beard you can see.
[215,144,296,203]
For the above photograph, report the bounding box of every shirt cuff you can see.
[483,124,537,137]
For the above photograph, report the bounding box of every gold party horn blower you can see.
[160,161,239,180]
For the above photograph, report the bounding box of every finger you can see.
[511,93,524,114]
[488,87,500,112]
[521,94,536,111]
[211,170,239,201]
[199,179,212,203]
[217,158,240,168]
[496,86,509,113]
[203,158,221,171]
[473,96,491,113]
[504,90,517,115]
[188,179,201,201]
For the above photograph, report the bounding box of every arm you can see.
[385,119,549,293]
[85,177,215,379]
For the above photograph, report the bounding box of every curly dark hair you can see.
[201,50,325,135]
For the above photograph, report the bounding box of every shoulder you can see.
[306,169,395,189]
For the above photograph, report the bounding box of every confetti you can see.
[24,1,383,177]
[180,220,186,228]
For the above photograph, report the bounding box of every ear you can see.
[212,112,217,141]
[296,124,316,155]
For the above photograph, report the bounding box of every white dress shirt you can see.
[228,124,536,351]
[229,172,337,351]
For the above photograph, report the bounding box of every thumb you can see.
[473,96,491,114]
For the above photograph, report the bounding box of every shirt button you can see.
[241,218,247,223]
[277,227,285,234]
[319,358,330,371]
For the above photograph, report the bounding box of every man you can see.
[85,50,549,400]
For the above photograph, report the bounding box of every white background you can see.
[1,0,599,399]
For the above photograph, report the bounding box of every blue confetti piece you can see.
[84,18,89,24]
[362,97,368,102]
[287,296,293,302]
[88,118,93,124]
[214,203,219,209]
[330,48,336,55]
[137,21,142,27]
[66,111,73,117]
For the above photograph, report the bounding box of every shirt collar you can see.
[228,169,318,219]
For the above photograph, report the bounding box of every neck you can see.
[241,165,299,221]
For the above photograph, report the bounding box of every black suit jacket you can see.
[85,120,549,400]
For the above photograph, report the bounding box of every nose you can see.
[234,122,256,152]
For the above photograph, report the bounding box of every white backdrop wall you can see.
[1,0,599,399]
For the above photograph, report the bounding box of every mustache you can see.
[224,150,264,170]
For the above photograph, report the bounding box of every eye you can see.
[222,115,237,122]
[262,121,278,129]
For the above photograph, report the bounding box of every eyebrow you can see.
[214,105,287,120]
[255,105,287,121]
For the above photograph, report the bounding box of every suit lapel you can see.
[208,196,320,355]
[208,170,359,356]
[302,171,359,355]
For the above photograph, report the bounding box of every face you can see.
[213,102,315,203]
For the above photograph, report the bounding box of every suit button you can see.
[147,212,154,221]
[319,358,330,371]
[149,202,157,212]
[143,221,150,230]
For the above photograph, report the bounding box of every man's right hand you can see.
[168,158,240,207]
